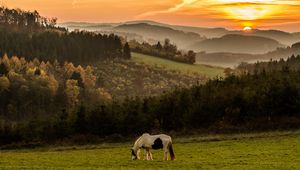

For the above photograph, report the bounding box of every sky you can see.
[5,0,300,32]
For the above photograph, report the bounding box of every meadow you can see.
[1,132,299,169]
[131,53,224,78]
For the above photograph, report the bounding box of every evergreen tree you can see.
[70,71,84,88]
[0,63,8,75]
[123,42,131,59]
[156,42,162,50]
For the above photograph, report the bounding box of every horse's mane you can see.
[134,133,150,146]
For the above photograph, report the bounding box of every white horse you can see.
[131,133,175,161]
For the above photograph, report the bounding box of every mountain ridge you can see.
[191,34,284,54]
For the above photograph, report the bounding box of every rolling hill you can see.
[196,42,300,68]
[293,32,300,39]
[190,34,283,54]
[60,20,300,49]
[93,53,224,97]
[114,23,205,49]
[131,52,224,78]
[228,29,299,46]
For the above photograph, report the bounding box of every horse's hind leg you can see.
[164,151,168,160]
[163,145,169,160]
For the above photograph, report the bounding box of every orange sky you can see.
[5,0,300,32]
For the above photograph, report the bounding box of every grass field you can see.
[131,53,225,78]
[1,132,300,169]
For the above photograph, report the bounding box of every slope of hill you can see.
[131,53,224,78]
[95,54,217,97]
[190,34,283,54]
[196,52,257,68]
[114,23,205,48]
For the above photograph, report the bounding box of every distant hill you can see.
[59,20,300,49]
[114,23,205,49]
[228,29,299,46]
[121,21,229,38]
[196,52,256,68]
[172,26,228,38]
[293,32,300,39]
[58,22,115,31]
[196,42,300,68]
[120,21,300,45]
[190,34,283,54]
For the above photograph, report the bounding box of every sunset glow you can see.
[5,0,300,31]
[243,26,252,32]
[222,4,272,20]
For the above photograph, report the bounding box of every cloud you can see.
[136,0,199,18]
[72,0,78,7]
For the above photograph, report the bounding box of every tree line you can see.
[129,39,196,64]
[0,30,131,64]
[0,6,65,32]
[0,7,131,64]
[1,55,300,145]
[236,54,300,75]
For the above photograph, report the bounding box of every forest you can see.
[1,7,300,146]
[0,7,130,64]
[1,54,300,145]
[236,54,300,74]
[0,6,62,32]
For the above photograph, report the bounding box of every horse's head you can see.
[131,148,138,160]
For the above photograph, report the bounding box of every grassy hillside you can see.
[1,132,299,169]
[95,58,208,97]
[93,53,224,98]
[131,53,224,78]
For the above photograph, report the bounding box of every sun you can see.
[243,26,252,32]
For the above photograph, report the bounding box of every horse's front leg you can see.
[148,150,153,160]
[144,148,148,160]
[145,148,151,160]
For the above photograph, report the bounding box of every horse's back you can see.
[138,133,172,145]
[151,134,172,142]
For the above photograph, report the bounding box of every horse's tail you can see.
[169,142,175,160]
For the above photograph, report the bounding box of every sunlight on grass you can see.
[131,53,224,78]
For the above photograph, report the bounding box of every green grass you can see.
[1,132,300,169]
[131,53,224,78]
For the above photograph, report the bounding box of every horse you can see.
[131,133,175,161]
